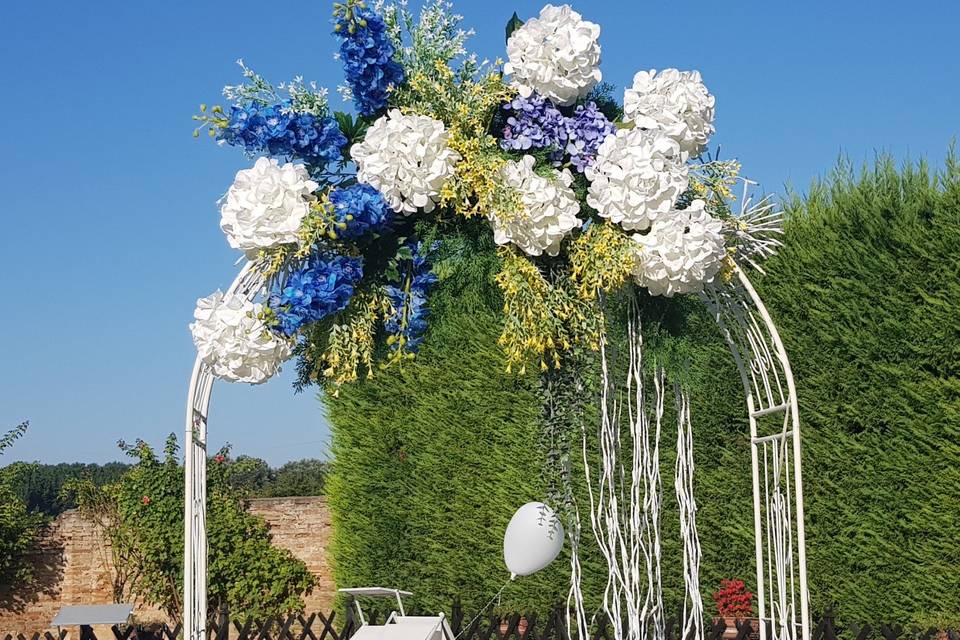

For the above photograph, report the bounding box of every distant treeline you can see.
[1,456,328,516]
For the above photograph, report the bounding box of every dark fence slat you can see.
[297,613,318,640]
[7,606,960,640]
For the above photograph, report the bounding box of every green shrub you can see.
[67,436,314,622]
[0,422,43,585]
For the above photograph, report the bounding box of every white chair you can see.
[339,588,455,640]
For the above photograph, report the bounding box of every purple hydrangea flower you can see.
[564,101,616,172]
[500,93,567,160]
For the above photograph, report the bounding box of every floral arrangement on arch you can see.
[189,0,780,390]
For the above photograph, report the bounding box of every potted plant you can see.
[712,579,756,640]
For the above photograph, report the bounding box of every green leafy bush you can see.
[0,422,43,585]
[66,436,314,623]
[755,152,960,625]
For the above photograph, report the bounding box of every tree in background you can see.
[5,461,129,516]
[259,460,328,498]
[66,435,314,623]
[0,422,43,584]
[1,456,328,519]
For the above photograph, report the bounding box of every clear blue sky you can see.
[1,0,958,466]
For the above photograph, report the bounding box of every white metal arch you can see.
[182,261,810,640]
[702,265,810,640]
[183,261,263,640]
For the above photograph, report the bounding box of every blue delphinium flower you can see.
[333,5,405,117]
[564,101,616,173]
[328,184,395,239]
[268,252,364,336]
[220,103,347,167]
[384,240,440,353]
[500,93,567,161]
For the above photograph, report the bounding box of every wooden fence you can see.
[5,605,958,640]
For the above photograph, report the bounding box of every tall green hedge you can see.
[755,153,960,626]
[325,230,572,614]
[325,153,960,626]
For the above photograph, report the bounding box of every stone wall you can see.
[0,496,335,634]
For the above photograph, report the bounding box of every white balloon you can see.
[503,502,565,578]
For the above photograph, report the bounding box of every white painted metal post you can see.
[184,261,261,640]
[703,266,811,640]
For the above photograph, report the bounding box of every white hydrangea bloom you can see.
[352,109,460,215]
[623,69,716,158]
[219,157,318,257]
[190,291,291,384]
[489,155,582,257]
[504,4,602,106]
[585,128,689,231]
[632,199,726,297]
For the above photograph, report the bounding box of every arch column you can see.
[183,262,262,640]
[703,265,810,640]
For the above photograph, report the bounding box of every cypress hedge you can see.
[324,152,960,626]
[755,153,960,626]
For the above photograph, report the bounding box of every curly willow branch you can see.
[583,299,669,640]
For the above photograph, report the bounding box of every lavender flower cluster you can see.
[499,93,615,172]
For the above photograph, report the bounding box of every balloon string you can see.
[452,579,512,640]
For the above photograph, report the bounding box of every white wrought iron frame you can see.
[183,261,809,640]
[702,265,810,640]
[183,261,263,640]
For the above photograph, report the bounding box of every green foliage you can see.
[324,229,754,616]
[259,460,329,498]
[0,422,43,584]
[66,436,314,623]
[504,13,523,43]
[753,151,960,625]
[3,461,128,516]
[325,228,573,614]
[0,455,326,519]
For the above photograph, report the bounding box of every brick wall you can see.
[0,496,335,634]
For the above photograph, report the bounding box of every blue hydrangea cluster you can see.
[268,252,364,336]
[219,103,347,167]
[333,6,405,117]
[384,240,440,353]
[564,102,616,173]
[328,184,395,239]
[500,93,567,159]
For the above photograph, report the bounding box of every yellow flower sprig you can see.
[569,221,639,301]
[320,289,391,394]
[191,104,228,139]
[495,247,602,374]
[690,158,742,217]
[296,193,350,257]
